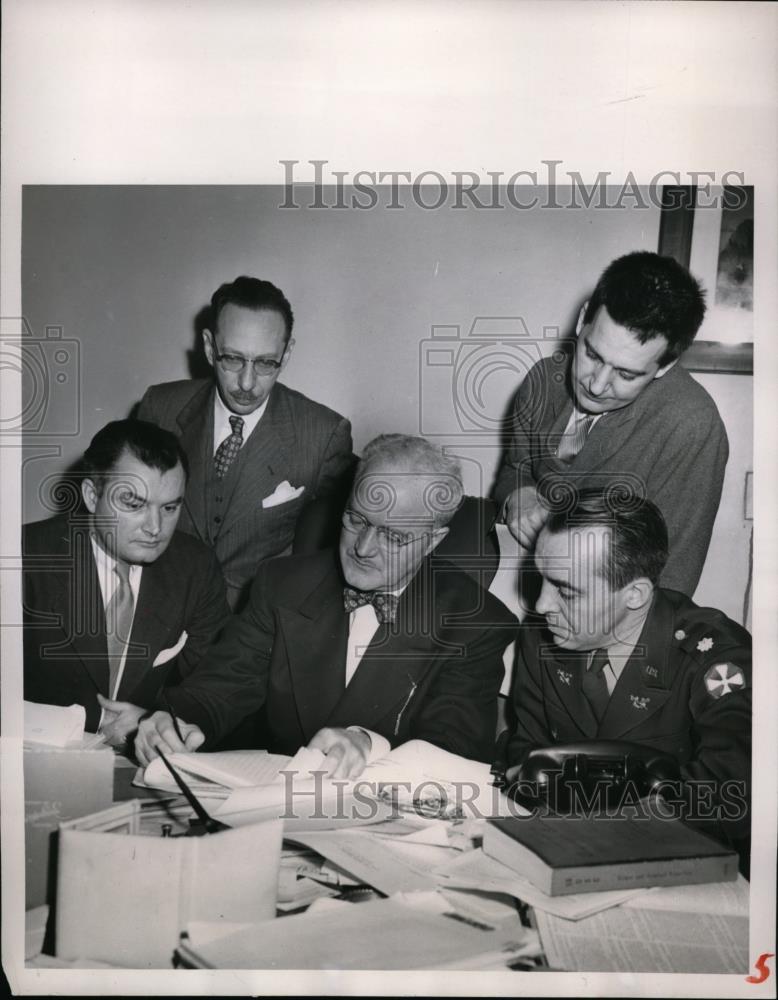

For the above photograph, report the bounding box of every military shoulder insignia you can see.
[630,695,650,710]
[697,637,714,652]
[704,662,746,699]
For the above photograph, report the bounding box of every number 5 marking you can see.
[746,953,774,984]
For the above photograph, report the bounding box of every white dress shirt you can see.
[212,391,268,454]
[344,588,407,762]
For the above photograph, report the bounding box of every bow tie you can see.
[343,586,400,624]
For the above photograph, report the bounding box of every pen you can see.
[155,748,229,835]
[163,690,186,744]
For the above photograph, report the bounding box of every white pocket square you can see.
[262,480,305,509]
[152,631,188,667]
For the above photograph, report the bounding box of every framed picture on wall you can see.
[658,185,754,374]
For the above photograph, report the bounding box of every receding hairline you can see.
[211,302,292,342]
[538,521,615,584]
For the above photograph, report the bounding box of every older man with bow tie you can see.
[135,435,518,777]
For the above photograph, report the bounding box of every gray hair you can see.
[356,434,464,527]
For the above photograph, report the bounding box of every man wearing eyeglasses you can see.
[134,435,518,777]
[138,276,354,611]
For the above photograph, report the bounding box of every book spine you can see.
[552,854,738,896]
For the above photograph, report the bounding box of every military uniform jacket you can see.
[507,588,751,815]
[166,549,519,763]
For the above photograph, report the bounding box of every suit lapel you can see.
[47,525,110,696]
[599,594,675,737]
[326,561,461,734]
[221,384,298,527]
[176,382,213,542]
[279,564,349,741]
[117,557,181,700]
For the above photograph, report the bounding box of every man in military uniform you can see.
[505,490,751,851]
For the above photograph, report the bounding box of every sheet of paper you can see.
[363,739,493,787]
[143,749,291,790]
[434,848,646,920]
[133,765,230,800]
[183,897,532,970]
[287,829,442,895]
[622,873,750,916]
[23,701,85,747]
[535,905,750,973]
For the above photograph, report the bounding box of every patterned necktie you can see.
[343,586,400,625]
[105,560,135,698]
[214,415,244,479]
[557,413,595,463]
[581,647,611,723]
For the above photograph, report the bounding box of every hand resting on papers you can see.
[308,727,372,780]
[134,710,205,765]
[134,715,372,777]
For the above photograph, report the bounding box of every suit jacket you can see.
[507,588,751,836]
[166,549,519,763]
[492,348,729,595]
[138,379,354,609]
[23,514,231,732]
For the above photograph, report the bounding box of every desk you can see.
[26,749,750,974]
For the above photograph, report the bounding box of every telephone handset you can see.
[507,739,681,813]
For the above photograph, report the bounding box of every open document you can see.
[535,874,750,973]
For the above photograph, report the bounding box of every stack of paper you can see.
[177,896,537,970]
[24,701,105,748]
[433,848,647,920]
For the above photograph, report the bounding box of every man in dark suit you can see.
[23,419,230,744]
[137,276,354,611]
[135,435,518,776]
[493,252,728,596]
[505,490,751,844]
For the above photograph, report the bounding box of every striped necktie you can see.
[581,647,610,723]
[557,413,595,463]
[214,415,244,479]
[105,560,134,698]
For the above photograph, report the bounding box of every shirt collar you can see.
[213,389,270,450]
[593,606,652,680]
[89,533,143,602]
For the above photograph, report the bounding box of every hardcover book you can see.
[483,813,738,896]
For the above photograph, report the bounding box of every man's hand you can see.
[504,486,549,550]
[308,727,371,780]
[96,695,147,748]
[134,710,205,767]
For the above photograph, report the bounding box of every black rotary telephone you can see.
[506,740,681,814]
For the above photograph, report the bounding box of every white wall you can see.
[21,186,751,620]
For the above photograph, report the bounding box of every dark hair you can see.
[543,488,669,588]
[210,276,294,342]
[82,419,188,490]
[583,252,706,364]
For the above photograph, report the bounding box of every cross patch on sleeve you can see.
[703,662,746,699]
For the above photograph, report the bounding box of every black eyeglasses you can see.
[214,352,284,376]
[341,508,430,550]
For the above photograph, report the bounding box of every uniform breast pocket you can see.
[634,727,694,762]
